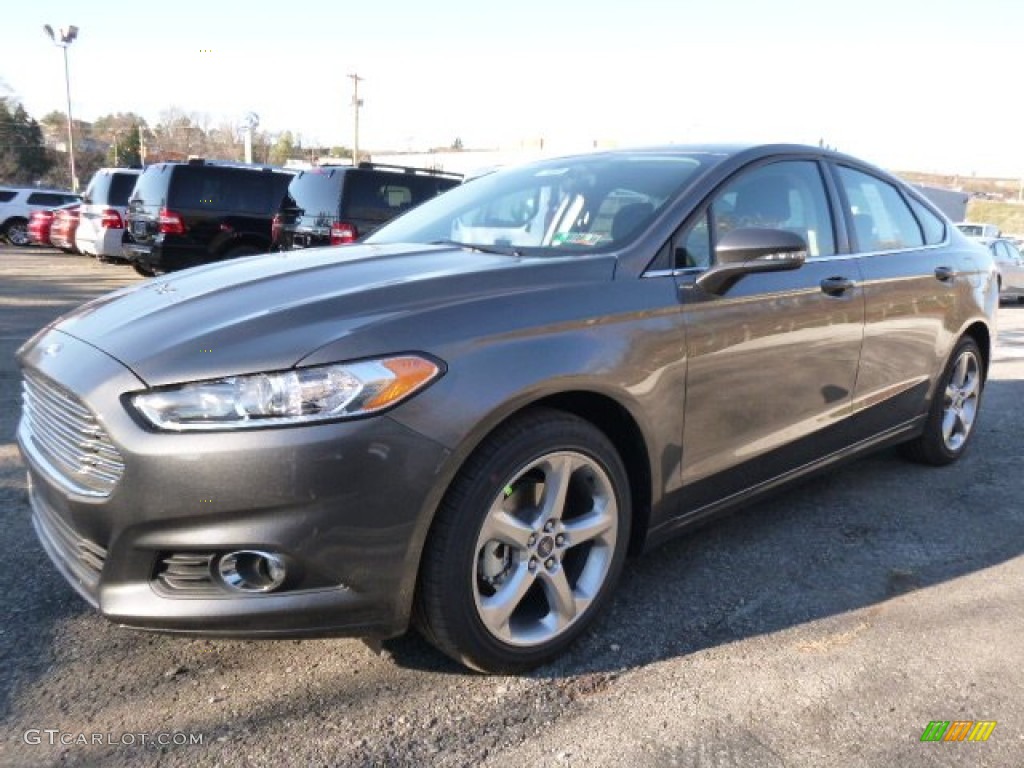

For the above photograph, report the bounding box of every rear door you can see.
[833,164,976,438]
[675,158,866,511]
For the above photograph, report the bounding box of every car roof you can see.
[1,186,78,194]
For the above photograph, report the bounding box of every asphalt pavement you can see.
[1,245,1022,767]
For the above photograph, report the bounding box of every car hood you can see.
[50,243,618,386]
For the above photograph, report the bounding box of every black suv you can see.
[273,162,461,250]
[123,160,293,275]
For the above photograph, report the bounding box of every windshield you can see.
[365,152,705,254]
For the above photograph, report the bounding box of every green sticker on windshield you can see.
[552,232,605,246]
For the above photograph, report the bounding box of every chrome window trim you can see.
[642,235,953,278]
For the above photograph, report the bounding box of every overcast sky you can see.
[3,0,1023,176]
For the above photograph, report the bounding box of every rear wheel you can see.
[3,218,30,246]
[902,337,984,466]
[415,408,631,673]
[132,262,156,277]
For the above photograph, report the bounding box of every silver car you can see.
[973,236,1024,302]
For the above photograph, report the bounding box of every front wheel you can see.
[415,408,631,673]
[902,337,985,466]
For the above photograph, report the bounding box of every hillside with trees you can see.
[1,99,350,189]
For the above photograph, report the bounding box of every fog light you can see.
[217,550,287,593]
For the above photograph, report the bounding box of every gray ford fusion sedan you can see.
[17,144,997,673]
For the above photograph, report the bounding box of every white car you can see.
[75,168,141,260]
[0,187,80,246]
[957,221,1001,239]
[975,237,1024,302]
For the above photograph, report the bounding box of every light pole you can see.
[43,24,79,192]
[348,73,364,166]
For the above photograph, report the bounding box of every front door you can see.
[674,159,866,512]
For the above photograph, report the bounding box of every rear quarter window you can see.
[108,173,139,206]
[906,196,946,245]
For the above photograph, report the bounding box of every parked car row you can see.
[18,160,462,277]
[1,187,81,245]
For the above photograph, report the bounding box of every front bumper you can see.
[17,329,451,638]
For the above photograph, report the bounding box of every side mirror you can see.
[696,227,807,295]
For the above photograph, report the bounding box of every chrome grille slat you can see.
[21,371,124,496]
[26,373,93,419]
[24,388,96,439]
[23,403,122,484]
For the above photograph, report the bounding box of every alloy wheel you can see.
[942,348,981,452]
[472,450,618,647]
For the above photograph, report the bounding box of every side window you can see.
[906,196,946,245]
[232,173,274,214]
[171,169,227,209]
[0,191,16,203]
[837,166,924,252]
[380,184,412,209]
[28,192,67,207]
[674,160,835,268]
[109,174,139,206]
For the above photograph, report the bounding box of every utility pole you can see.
[43,24,79,191]
[348,73,364,166]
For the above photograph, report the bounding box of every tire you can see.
[132,262,156,277]
[415,408,631,673]
[901,337,984,466]
[3,218,31,246]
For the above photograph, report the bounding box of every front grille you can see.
[155,553,221,595]
[21,371,124,497]
[30,483,107,596]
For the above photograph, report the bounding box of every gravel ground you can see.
[1,245,1022,768]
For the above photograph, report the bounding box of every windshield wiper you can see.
[429,239,523,257]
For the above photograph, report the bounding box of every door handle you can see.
[820,276,856,296]
[935,266,955,282]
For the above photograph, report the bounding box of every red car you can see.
[48,204,81,253]
[27,209,57,246]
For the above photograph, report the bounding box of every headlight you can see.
[130,355,442,431]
